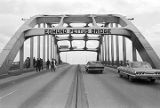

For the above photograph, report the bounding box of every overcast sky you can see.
[0,0,160,64]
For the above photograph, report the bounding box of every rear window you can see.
[130,62,152,68]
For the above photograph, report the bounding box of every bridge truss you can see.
[0,14,160,75]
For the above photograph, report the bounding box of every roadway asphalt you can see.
[0,65,76,108]
[1,65,160,108]
[83,67,160,108]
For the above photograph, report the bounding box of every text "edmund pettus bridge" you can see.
[44,28,111,35]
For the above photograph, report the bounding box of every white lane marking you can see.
[0,90,17,100]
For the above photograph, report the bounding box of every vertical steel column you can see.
[84,34,87,50]
[115,23,119,66]
[101,36,104,61]
[43,23,46,64]
[20,44,24,70]
[54,36,58,64]
[101,45,103,61]
[97,52,99,61]
[104,35,108,64]
[123,37,127,65]
[47,25,49,60]
[30,37,34,68]
[110,23,114,66]
[132,41,137,61]
[104,23,109,65]
[50,35,53,60]
[107,35,110,65]
[58,53,61,64]
[52,36,55,59]
[55,45,59,64]
[99,48,102,61]
[37,24,40,59]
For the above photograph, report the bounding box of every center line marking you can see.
[0,90,17,100]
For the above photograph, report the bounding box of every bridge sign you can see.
[44,28,111,35]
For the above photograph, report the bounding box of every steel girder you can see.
[0,14,160,75]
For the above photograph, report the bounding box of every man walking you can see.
[36,58,41,72]
[46,59,50,70]
[51,59,56,72]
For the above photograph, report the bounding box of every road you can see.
[83,67,160,108]
[0,65,76,108]
[0,65,160,108]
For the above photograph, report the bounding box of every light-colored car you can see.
[86,61,104,74]
[117,61,160,82]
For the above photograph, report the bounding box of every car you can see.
[85,61,104,74]
[117,61,160,82]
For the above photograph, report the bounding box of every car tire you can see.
[128,75,134,82]
[150,79,156,83]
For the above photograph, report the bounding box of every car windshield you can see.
[130,62,152,68]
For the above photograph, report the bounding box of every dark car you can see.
[117,61,160,82]
[85,61,104,74]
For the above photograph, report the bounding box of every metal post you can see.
[99,50,101,61]
[123,37,127,65]
[54,36,58,64]
[101,45,103,61]
[55,45,59,64]
[20,44,24,70]
[58,53,61,64]
[107,36,110,65]
[104,23,109,65]
[47,25,49,60]
[43,23,46,65]
[37,24,40,59]
[101,37,104,62]
[53,36,55,59]
[84,35,87,50]
[30,37,34,68]
[97,52,99,61]
[50,36,53,60]
[115,23,119,66]
[110,23,114,66]
[104,35,107,64]
[54,44,57,61]
[132,41,137,61]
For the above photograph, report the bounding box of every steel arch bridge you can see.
[0,14,160,75]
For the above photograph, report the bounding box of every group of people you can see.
[46,59,57,72]
[24,57,57,72]
[35,58,44,72]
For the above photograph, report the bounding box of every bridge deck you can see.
[0,65,160,108]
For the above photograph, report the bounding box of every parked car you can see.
[85,61,104,74]
[117,61,160,82]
